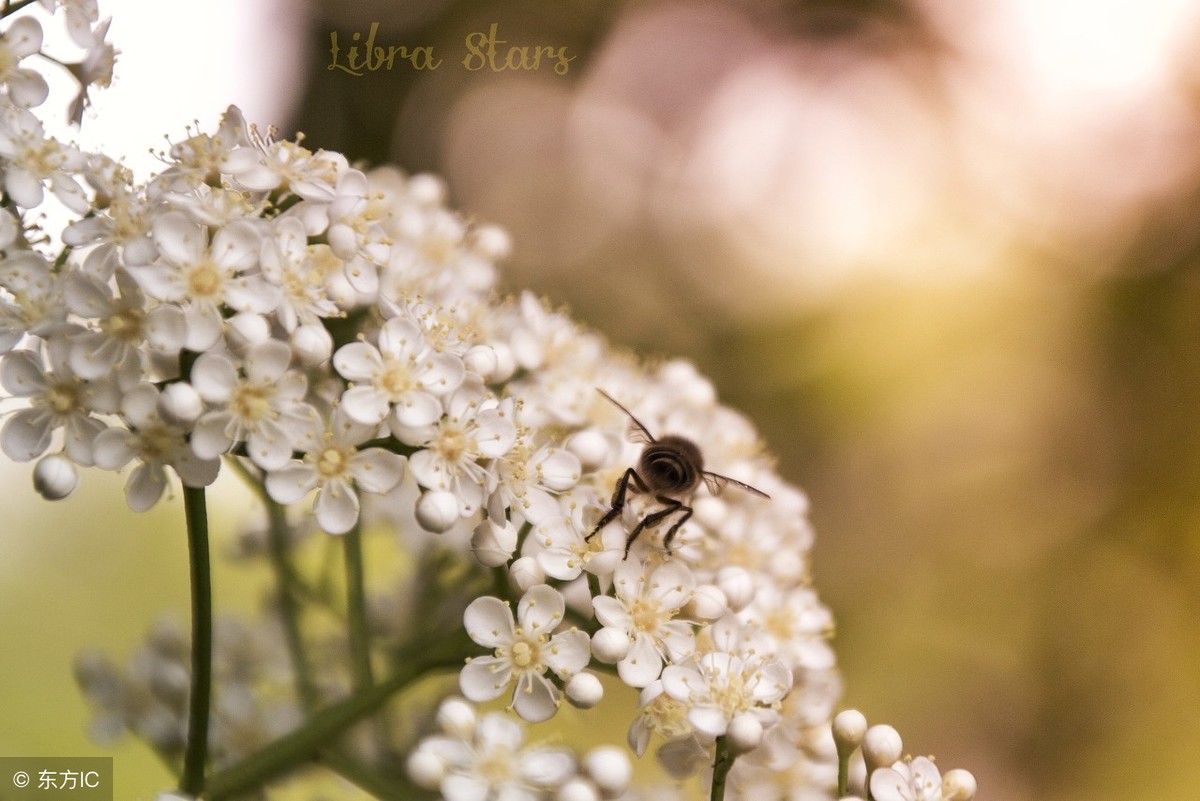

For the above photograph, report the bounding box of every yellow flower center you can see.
[187,259,222,298]
[231,384,272,423]
[45,382,80,415]
[376,358,416,400]
[103,307,144,343]
[315,444,353,479]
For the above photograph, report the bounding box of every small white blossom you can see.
[460,584,590,722]
[129,212,274,351]
[91,384,220,511]
[592,559,697,688]
[333,313,464,428]
[410,707,576,801]
[189,339,320,470]
[265,411,405,534]
[661,619,793,739]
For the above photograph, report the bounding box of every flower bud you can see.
[557,778,598,801]
[862,724,903,774]
[583,745,632,795]
[406,748,446,790]
[226,311,270,349]
[436,696,477,738]
[472,223,512,261]
[591,626,630,663]
[565,672,604,709]
[291,323,333,366]
[33,454,79,500]
[685,584,728,620]
[716,566,755,612]
[692,495,727,528]
[833,709,868,758]
[538,449,581,492]
[463,344,499,383]
[488,341,517,383]
[157,381,203,427]
[942,768,978,801]
[727,712,764,754]
[565,429,613,472]
[508,556,545,593]
[408,173,446,207]
[415,490,460,533]
[471,518,518,567]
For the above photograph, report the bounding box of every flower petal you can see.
[265,462,318,504]
[0,407,53,461]
[512,672,559,723]
[517,584,565,635]
[339,385,389,426]
[349,448,405,494]
[617,634,663,688]
[459,655,511,702]
[125,462,167,512]
[0,349,46,395]
[464,596,515,648]
[314,477,359,534]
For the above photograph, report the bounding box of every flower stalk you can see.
[180,485,212,796]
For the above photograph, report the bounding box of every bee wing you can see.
[703,471,771,499]
[597,388,657,444]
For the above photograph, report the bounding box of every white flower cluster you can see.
[74,617,301,768]
[0,4,892,800]
[409,696,634,801]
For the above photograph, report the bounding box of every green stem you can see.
[267,498,318,710]
[1,0,39,19]
[319,749,422,798]
[710,736,735,801]
[205,630,472,800]
[838,748,850,798]
[343,520,374,691]
[180,486,213,797]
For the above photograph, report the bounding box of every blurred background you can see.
[5,0,1200,798]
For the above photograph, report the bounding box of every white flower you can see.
[460,584,590,722]
[189,339,321,469]
[0,339,118,464]
[0,17,49,108]
[532,511,625,581]
[91,384,220,511]
[259,216,341,331]
[332,313,464,428]
[265,410,406,534]
[488,438,581,525]
[0,106,88,211]
[129,212,274,351]
[223,138,346,200]
[63,269,184,385]
[870,756,945,801]
[411,709,575,801]
[0,252,68,351]
[629,681,692,758]
[403,386,517,517]
[740,585,836,673]
[661,624,792,740]
[592,559,697,688]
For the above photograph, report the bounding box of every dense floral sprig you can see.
[0,3,976,801]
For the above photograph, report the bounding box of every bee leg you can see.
[623,496,684,559]
[660,501,693,555]
[586,468,647,542]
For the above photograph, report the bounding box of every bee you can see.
[585,389,770,557]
